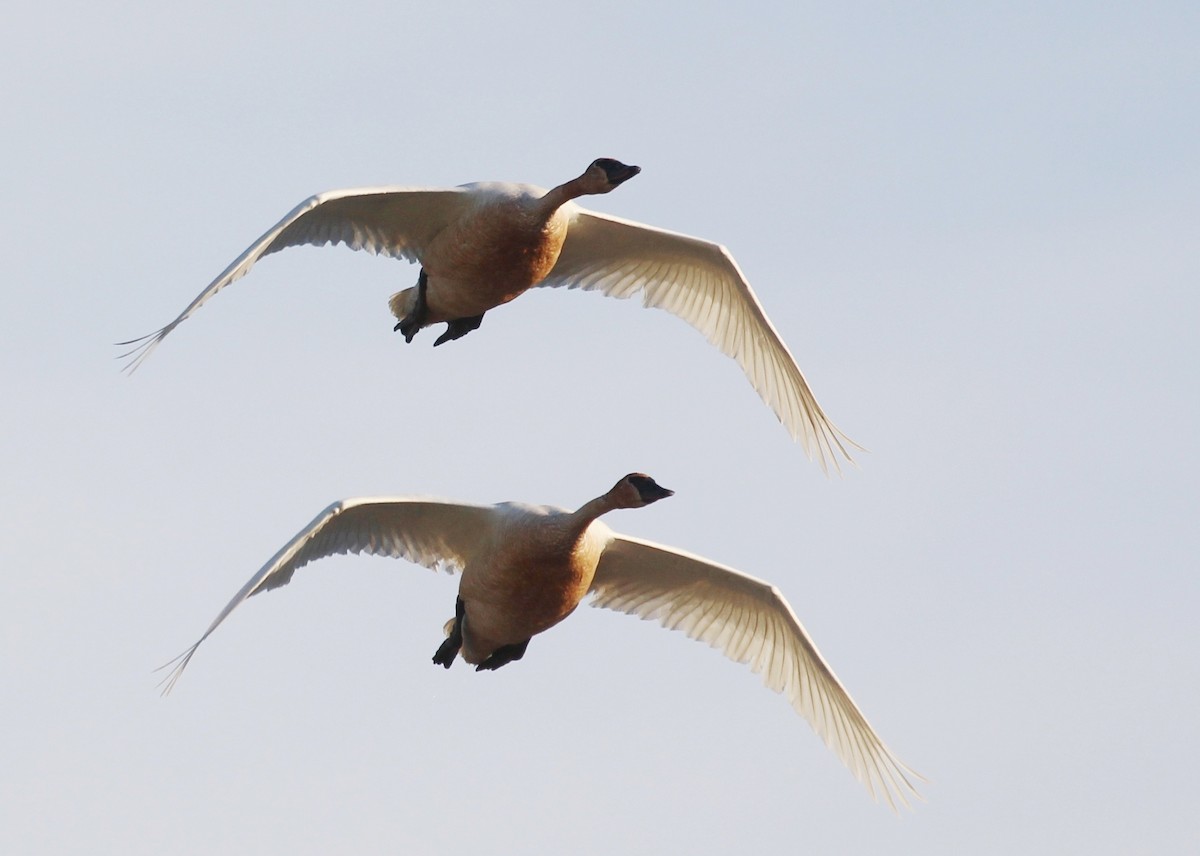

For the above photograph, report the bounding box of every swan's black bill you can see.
[629,474,673,504]
[594,158,641,187]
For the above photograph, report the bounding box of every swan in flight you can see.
[160,474,920,808]
[120,159,858,471]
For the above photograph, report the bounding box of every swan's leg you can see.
[474,638,530,672]
[432,596,465,669]
[394,269,429,343]
[433,313,485,347]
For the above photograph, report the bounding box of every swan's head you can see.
[581,158,641,194]
[613,473,674,508]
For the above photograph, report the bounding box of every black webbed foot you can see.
[432,596,465,669]
[475,638,530,672]
[433,313,485,347]
[394,269,429,343]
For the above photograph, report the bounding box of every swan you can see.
[159,474,921,808]
[119,159,858,472]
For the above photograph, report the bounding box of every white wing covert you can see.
[158,497,493,694]
[540,208,858,472]
[120,187,470,370]
[588,534,921,809]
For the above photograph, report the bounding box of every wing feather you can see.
[541,209,860,472]
[157,496,493,694]
[120,187,471,370]
[589,534,922,809]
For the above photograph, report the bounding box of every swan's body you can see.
[160,475,921,809]
[387,181,579,331]
[121,159,857,471]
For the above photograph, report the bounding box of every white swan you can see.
[160,474,921,808]
[120,159,858,472]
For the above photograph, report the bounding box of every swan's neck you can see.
[536,175,592,218]
[570,491,623,529]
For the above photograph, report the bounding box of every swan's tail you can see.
[388,287,417,320]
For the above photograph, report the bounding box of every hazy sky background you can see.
[4,2,1197,853]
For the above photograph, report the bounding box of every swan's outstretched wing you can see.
[158,496,494,694]
[540,208,858,472]
[589,534,921,809]
[120,187,469,370]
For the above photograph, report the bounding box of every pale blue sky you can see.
[3,2,1198,853]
